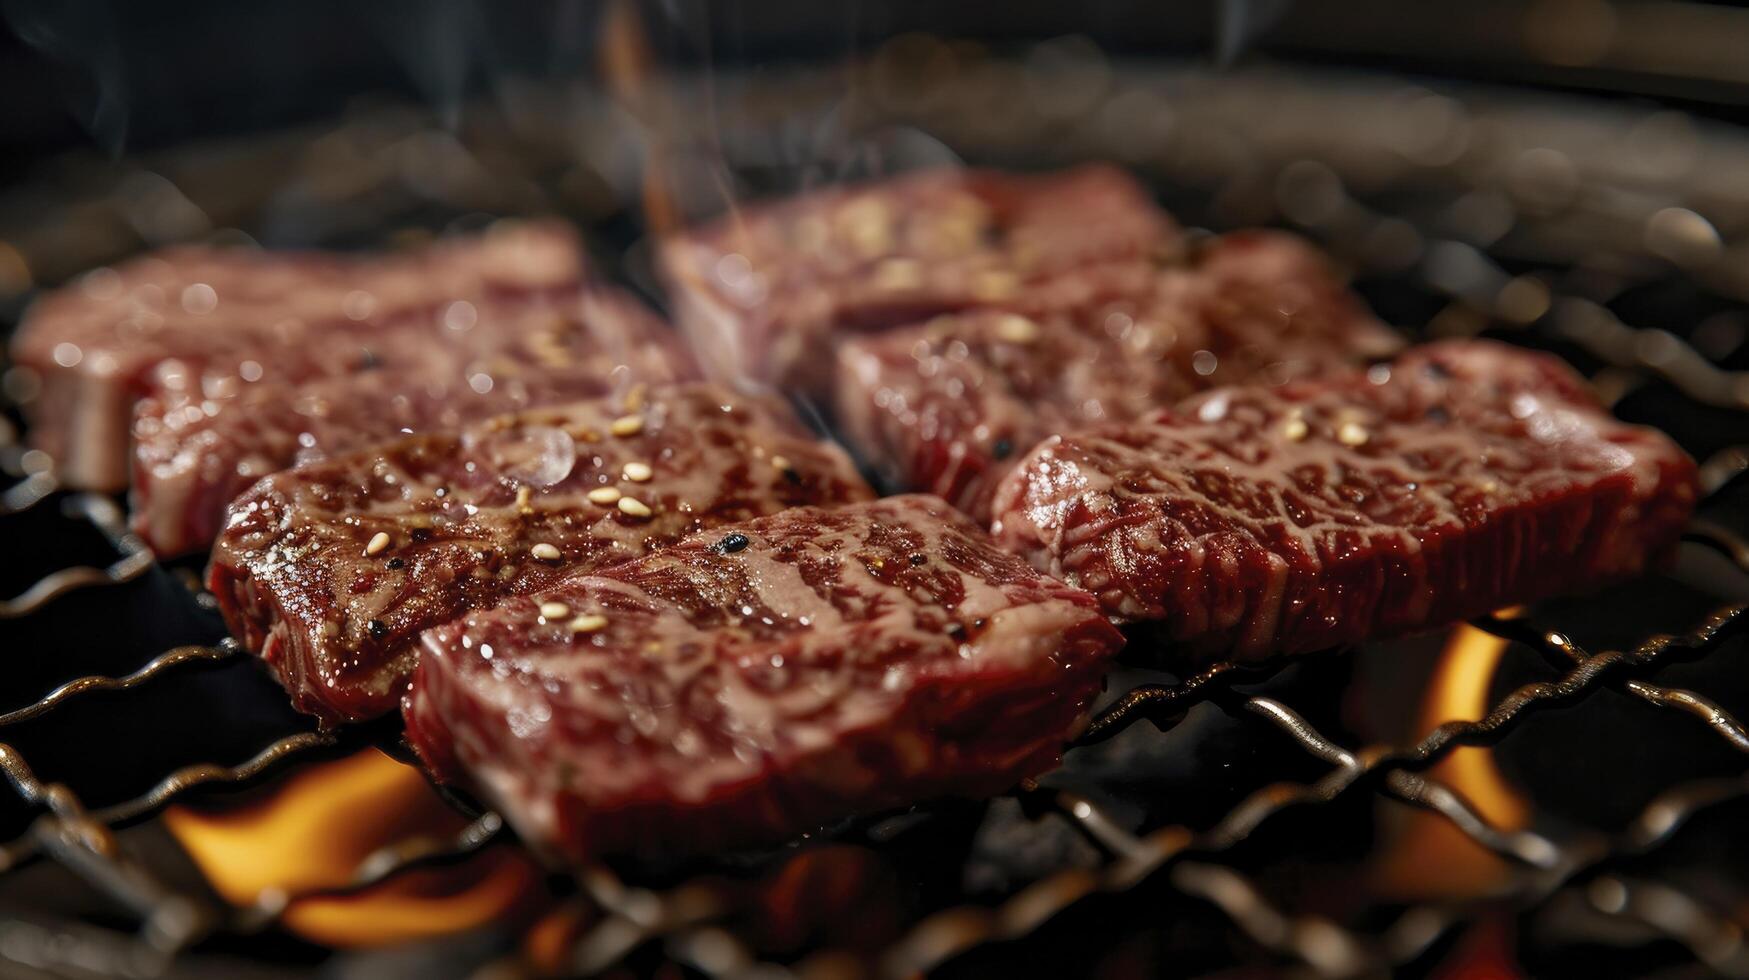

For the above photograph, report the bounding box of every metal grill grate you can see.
[1,58,1748,979]
[0,481,1743,977]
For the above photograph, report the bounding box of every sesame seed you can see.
[874,257,923,291]
[769,455,791,472]
[365,531,391,556]
[993,314,1041,345]
[838,198,893,255]
[610,415,644,437]
[569,613,608,634]
[1282,417,1309,441]
[623,383,647,412]
[622,461,653,482]
[526,329,572,369]
[1337,421,1370,447]
[971,269,1018,300]
[586,486,621,505]
[515,485,532,510]
[539,600,571,620]
[531,543,562,562]
[618,496,653,518]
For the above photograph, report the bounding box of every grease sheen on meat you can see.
[403,495,1126,865]
[659,165,1178,393]
[836,232,1402,518]
[210,383,874,722]
[991,340,1698,659]
[133,288,694,556]
[11,221,582,489]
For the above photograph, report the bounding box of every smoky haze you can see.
[0,1,1232,170]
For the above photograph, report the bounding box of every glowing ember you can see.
[162,749,546,947]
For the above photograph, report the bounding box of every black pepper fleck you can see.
[386,557,405,570]
[712,532,751,555]
[410,527,432,542]
[946,622,967,641]
[781,466,802,485]
[909,553,926,566]
[992,438,1014,460]
[367,619,388,640]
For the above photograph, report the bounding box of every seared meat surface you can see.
[659,165,1179,393]
[836,231,1401,518]
[12,221,583,489]
[133,288,693,555]
[404,495,1125,864]
[210,383,873,722]
[991,340,1698,659]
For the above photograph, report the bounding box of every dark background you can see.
[10,0,1749,185]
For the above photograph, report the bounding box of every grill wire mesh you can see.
[1,53,1748,978]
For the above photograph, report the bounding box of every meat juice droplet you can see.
[483,425,576,487]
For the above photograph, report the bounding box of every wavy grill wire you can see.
[0,417,57,517]
[2,71,1749,980]
[0,442,1741,970]
[0,494,152,618]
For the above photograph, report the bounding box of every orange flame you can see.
[1430,914,1527,980]
[600,0,689,240]
[523,903,597,975]
[600,0,746,263]
[1373,621,1530,899]
[162,749,546,947]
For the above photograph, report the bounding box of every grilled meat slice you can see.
[12,221,583,489]
[991,340,1698,659]
[210,383,873,722]
[404,494,1125,864]
[836,231,1401,518]
[133,288,693,556]
[659,165,1178,394]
